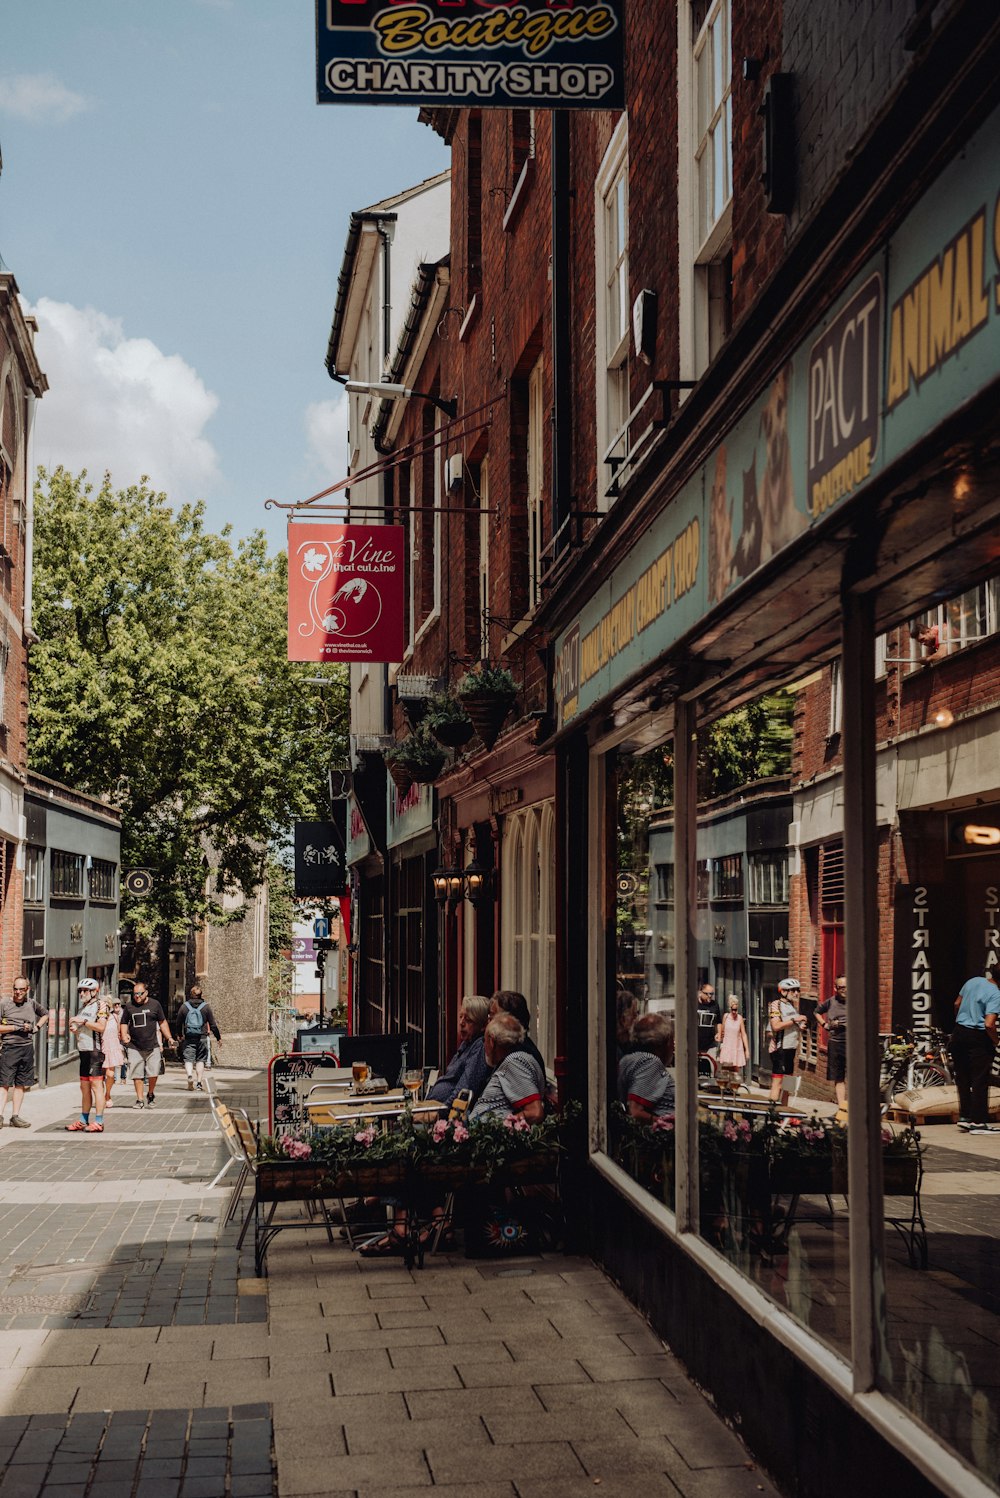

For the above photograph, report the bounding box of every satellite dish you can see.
[123,869,154,898]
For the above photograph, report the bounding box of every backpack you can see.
[183,1001,205,1037]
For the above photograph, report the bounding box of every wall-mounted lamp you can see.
[432,865,464,908]
[462,858,492,908]
[345,380,457,421]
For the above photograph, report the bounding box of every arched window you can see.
[501,801,556,1065]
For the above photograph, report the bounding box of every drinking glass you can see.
[403,1068,423,1102]
[352,1061,369,1090]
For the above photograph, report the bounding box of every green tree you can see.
[30,467,348,935]
[700,691,794,798]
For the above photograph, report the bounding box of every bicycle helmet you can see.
[777,978,801,992]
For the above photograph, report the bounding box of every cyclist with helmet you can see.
[768,977,806,1102]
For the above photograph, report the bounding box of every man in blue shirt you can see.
[952,971,1000,1133]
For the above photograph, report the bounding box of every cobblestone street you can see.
[0,1069,781,1498]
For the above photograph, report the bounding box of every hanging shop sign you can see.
[315,0,625,109]
[387,778,434,851]
[288,523,405,664]
[294,821,345,898]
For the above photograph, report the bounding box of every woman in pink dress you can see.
[101,999,126,1108]
[716,995,749,1075]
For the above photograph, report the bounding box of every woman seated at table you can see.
[427,995,491,1110]
[617,1013,675,1121]
[468,1014,545,1125]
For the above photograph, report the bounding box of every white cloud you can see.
[304,394,348,490]
[0,73,90,125]
[29,298,221,500]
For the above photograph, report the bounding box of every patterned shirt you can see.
[428,1035,491,1107]
[469,1050,545,1122]
[617,1051,675,1117]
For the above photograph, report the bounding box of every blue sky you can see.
[0,0,448,550]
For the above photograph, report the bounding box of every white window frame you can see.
[829,659,844,736]
[501,802,557,1065]
[907,578,1000,670]
[678,0,733,384]
[526,358,544,612]
[594,117,629,511]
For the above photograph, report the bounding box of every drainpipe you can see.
[550,111,572,554]
[377,219,393,366]
[23,391,38,644]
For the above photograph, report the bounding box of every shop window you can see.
[51,850,85,898]
[89,859,117,903]
[711,853,743,901]
[501,802,556,1066]
[595,118,629,508]
[748,852,788,906]
[24,844,45,905]
[696,859,709,903]
[828,659,843,736]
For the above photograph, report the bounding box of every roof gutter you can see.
[324,211,398,380]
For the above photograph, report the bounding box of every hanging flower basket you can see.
[456,667,520,751]
[399,696,429,733]
[423,692,475,749]
[385,758,414,795]
[409,747,447,784]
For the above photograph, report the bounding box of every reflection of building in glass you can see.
[649,782,791,1062]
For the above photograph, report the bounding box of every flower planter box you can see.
[256,1163,335,1202]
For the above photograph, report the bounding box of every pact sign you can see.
[315,0,625,109]
[287,522,405,664]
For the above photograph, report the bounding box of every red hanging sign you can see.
[287,522,406,663]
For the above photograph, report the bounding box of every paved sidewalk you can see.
[0,1070,782,1498]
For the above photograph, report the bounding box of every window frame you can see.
[594,117,630,511]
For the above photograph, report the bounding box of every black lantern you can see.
[462,858,492,907]
[432,865,464,907]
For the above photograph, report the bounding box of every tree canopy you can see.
[30,467,348,935]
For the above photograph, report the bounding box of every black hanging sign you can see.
[316,0,625,109]
[294,820,345,898]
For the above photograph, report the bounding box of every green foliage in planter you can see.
[383,728,446,772]
[456,664,520,699]
[423,692,472,730]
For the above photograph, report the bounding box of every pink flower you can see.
[503,1113,530,1132]
[651,1114,675,1133]
[736,1119,752,1139]
[279,1134,311,1161]
[722,1121,737,1142]
[354,1126,376,1146]
[432,1119,449,1142]
[452,1122,469,1143]
[881,1127,893,1145]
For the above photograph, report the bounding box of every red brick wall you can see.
[731,0,786,323]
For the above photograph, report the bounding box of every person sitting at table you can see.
[488,990,547,1073]
[427,995,491,1109]
[617,1013,675,1121]
[468,1014,545,1125]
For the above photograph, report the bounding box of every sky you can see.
[0,0,449,551]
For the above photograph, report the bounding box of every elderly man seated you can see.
[469,1013,545,1124]
[427,995,491,1109]
[617,1012,675,1121]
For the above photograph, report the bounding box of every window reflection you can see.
[696,680,852,1354]
[610,742,676,1209]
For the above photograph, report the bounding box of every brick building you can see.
[0,261,46,1000]
[320,1,1000,1491]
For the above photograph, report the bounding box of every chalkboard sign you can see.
[268,1051,342,1134]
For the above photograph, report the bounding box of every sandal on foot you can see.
[65,1120,87,1131]
[358,1233,406,1258]
[85,1122,104,1132]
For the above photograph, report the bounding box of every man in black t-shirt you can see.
[120,984,174,1110]
[696,984,722,1056]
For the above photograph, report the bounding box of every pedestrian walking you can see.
[0,976,51,1129]
[952,970,1000,1133]
[768,978,806,1103]
[66,978,108,1132]
[177,983,221,1092]
[816,975,847,1108]
[716,995,749,1076]
[101,999,126,1108]
[120,983,174,1109]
